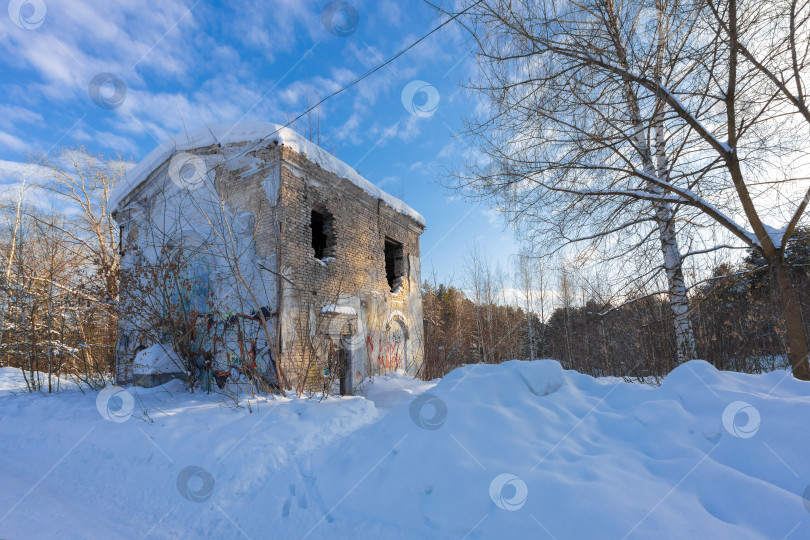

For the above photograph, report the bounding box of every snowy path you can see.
[0,361,808,539]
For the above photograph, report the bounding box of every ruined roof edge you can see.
[108,122,426,227]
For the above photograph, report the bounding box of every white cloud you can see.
[370,0,403,27]
[0,0,198,97]
[0,105,43,131]
[396,114,422,142]
[0,159,54,206]
[482,208,502,226]
[88,130,140,154]
[377,175,399,188]
[0,131,27,152]
[225,0,323,60]
[0,159,51,180]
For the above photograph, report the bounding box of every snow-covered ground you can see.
[0,368,83,395]
[0,360,808,539]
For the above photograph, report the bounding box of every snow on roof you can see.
[108,122,425,226]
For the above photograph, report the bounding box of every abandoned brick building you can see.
[109,122,425,393]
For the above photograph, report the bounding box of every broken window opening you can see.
[384,237,405,292]
[311,208,335,260]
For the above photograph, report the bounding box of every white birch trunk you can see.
[628,119,697,366]
[652,116,696,364]
[651,0,696,364]
[618,0,697,366]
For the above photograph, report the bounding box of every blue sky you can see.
[0,0,520,284]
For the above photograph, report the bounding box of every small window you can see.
[311,208,335,260]
[384,237,405,292]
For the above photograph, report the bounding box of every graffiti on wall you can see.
[365,322,406,372]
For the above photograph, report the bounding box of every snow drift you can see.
[0,360,808,539]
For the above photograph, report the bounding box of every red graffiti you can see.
[376,340,402,372]
[366,334,404,372]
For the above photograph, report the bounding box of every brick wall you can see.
[269,146,424,390]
